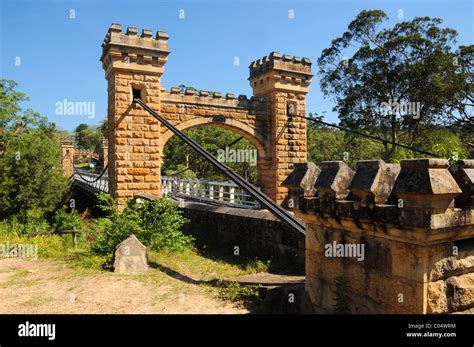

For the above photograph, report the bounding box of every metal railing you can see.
[161,176,260,209]
[134,97,306,235]
[73,168,109,193]
[72,168,260,209]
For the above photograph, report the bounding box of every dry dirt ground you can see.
[0,257,248,314]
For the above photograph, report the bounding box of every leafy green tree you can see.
[444,45,473,150]
[163,126,258,183]
[0,79,46,157]
[74,124,104,150]
[307,118,385,168]
[0,125,70,218]
[318,10,473,160]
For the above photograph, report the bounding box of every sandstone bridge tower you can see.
[100,23,312,205]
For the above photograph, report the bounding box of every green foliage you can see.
[74,123,103,150]
[318,10,473,158]
[245,258,271,274]
[216,280,262,306]
[307,119,385,168]
[0,79,47,157]
[72,252,111,271]
[52,207,82,232]
[91,194,192,255]
[163,126,258,183]
[0,209,51,235]
[306,116,468,165]
[0,126,70,218]
[0,221,68,258]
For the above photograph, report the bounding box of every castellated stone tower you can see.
[101,23,312,205]
[100,24,169,204]
[249,53,313,203]
[60,137,75,178]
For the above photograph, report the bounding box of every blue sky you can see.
[1,0,473,131]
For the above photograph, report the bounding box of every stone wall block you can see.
[282,162,320,210]
[315,161,354,200]
[393,158,462,212]
[349,160,400,206]
[449,160,474,207]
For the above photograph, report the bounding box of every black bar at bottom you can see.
[0,314,472,346]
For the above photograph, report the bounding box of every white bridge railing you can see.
[161,176,260,209]
[73,168,109,193]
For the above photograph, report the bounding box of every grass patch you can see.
[147,249,256,281]
[0,270,30,288]
[214,280,263,308]
[20,296,54,307]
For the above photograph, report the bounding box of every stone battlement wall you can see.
[283,159,474,314]
[162,87,270,110]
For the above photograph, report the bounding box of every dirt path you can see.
[0,258,248,314]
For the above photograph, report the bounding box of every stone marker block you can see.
[113,234,148,273]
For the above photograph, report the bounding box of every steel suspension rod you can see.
[134,98,306,236]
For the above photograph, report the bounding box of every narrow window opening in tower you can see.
[132,88,142,101]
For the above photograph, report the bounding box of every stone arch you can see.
[160,117,267,160]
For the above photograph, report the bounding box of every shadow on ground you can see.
[148,246,305,314]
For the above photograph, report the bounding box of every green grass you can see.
[0,228,278,309]
[20,296,55,307]
[0,270,30,288]
[147,249,265,281]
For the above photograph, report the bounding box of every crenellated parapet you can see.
[283,158,474,314]
[161,87,271,110]
[249,52,313,96]
[284,158,473,234]
[100,23,169,78]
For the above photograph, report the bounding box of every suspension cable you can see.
[299,115,439,157]
[134,98,306,236]
[74,163,109,183]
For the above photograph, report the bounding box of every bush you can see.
[0,127,70,218]
[90,194,192,255]
[0,209,51,236]
[0,223,68,259]
[52,207,82,232]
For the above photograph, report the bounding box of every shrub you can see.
[52,207,82,232]
[0,226,68,259]
[0,127,70,219]
[0,209,51,236]
[91,194,192,255]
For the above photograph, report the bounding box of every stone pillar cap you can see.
[349,160,400,204]
[393,158,462,211]
[315,161,354,200]
[282,162,320,197]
